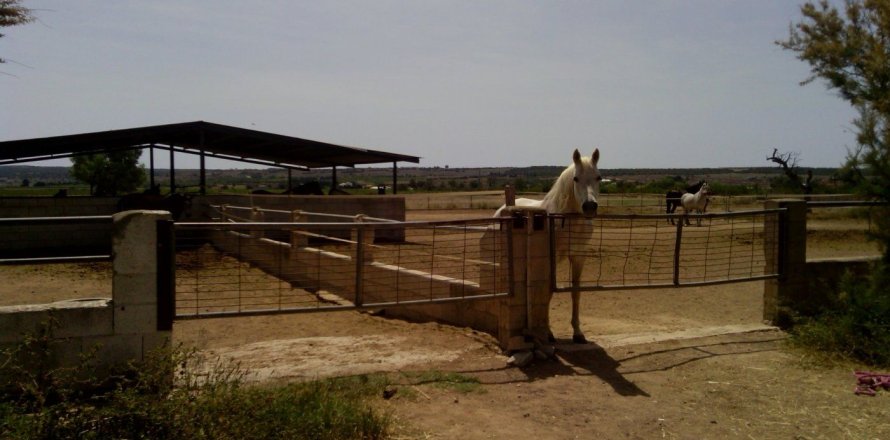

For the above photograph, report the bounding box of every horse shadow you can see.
[457,333,783,398]
[524,339,650,397]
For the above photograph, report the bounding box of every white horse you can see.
[679,182,710,226]
[495,148,602,343]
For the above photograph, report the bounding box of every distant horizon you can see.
[0,161,843,172]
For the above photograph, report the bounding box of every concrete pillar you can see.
[524,211,552,342]
[107,210,172,363]
[486,208,550,352]
[763,199,807,327]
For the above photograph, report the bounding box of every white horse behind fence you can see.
[496,148,602,343]
[680,182,710,226]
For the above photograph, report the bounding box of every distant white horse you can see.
[496,148,602,343]
[679,182,710,226]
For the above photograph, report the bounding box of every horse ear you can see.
[592,148,600,165]
[572,149,582,165]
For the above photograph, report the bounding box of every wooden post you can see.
[505,185,516,207]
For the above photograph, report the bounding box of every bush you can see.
[790,262,890,367]
[0,324,392,439]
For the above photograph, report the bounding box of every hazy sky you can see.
[1,0,857,169]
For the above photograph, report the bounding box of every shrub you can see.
[790,262,890,367]
[0,324,392,439]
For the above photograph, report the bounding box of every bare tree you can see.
[767,148,813,194]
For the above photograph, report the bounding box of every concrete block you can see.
[112,273,157,305]
[142,331,172,357]
[114,303,157,334]
[83,333,145,365]
[0,300,113,343]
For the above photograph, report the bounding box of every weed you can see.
[406,371,483,394]
[0,323,393,439]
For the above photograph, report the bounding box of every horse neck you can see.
[693,188,708,204]
[540,168,578,214]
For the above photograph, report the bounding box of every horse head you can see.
[571,148,602,216]
[699,182,710,196]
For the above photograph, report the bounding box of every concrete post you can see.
[106,210,173,363]
[763,199,807,326]
[524,210,552,342]
[487,208,551,352]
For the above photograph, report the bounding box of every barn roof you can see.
[0,121,420,169]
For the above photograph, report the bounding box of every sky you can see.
[0,0,858,170]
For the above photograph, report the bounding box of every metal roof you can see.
[0,121,420,169]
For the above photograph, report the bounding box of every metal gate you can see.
[550,209,783,291]
[169,213,512,320]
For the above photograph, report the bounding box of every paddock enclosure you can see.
[0,193,881,356]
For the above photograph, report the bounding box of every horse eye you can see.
[596,176,603,181]
[573,176,579,182]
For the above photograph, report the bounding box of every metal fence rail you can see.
[551,209,783,291]
[173,217,510,319]
[0,215,113,262]
[0,215,114,306]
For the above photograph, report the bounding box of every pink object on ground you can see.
[854,371,890,396]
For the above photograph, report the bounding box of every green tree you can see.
[1,0,34,64]
[779,0,890,261]
[71,150,147,196]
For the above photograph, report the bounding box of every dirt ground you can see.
[1,209,887,439]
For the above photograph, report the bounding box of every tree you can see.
[71,150,147,196]
[779,0,890,260]
[766,148,814,194]
[0,0,34,65]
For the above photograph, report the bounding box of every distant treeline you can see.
[0,164,851,196]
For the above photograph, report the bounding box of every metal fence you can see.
[550,209,783,291]
[172,208,511,319]
[804,200,885,260]
[402,191,861,213]
[0,215,114,306]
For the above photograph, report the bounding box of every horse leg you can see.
[570,257,587,344]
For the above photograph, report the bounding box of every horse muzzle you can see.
[581,201,598,216]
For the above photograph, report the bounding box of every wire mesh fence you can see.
[401,191,861,214]
[804,201,885,259]
[173,215,510,319]
[551,210,782,291]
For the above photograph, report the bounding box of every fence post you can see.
[524,209,551,343]
[504,185,515,207]
[250,207,264,238]
[352,214,373,307]
[673,219,684,286]
[110,210,173,363]
[156,219,175,331]
[763,199,807,326]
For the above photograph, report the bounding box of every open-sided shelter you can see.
[0,121,421,194]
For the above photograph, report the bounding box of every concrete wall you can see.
[0,211,172,374]
[0,197,118,257]
[207,209,546,353]
[0,194,407,256]
[763,199,880,325]
[201,194,406,242]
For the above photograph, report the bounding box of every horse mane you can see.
[540,163,581,214]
